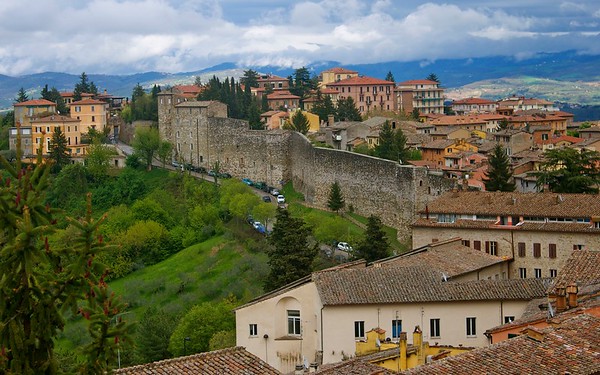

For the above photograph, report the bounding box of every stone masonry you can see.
[158,91,454,240]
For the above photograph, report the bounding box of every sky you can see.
[0,0,599,76]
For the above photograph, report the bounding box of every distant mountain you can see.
[1,50,599,112]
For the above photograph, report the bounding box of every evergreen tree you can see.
[135,307,177,363]
[0,155,133,374]
[532,148,600,193]
[354,215,389,262]
[89,81,98,95]
[426,73,440,83]
[40,85,69,114]
[247,100,263,130]
[73,72,91,101]
[336,97,362,121]
[240,69,259,88]
[373,121,408,163]
[48,127,71,173]
[15,87,28,103]
[484,144,516,192]
[312,92,336,123]
[327,181,345,213]
[498,118,510,130]
[385,71,395,82]
[264,208,318,291]
[411,108,420,120]
[288,67,316,107]
[288,110,310,134]
[194,76,203,87]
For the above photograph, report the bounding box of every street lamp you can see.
[183,337,191,356]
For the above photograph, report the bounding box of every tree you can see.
[426,73,440,83]
[132,127,160,171]
[157,140,173,168]
[288,67,316,105]
[0,153,133,373]
[264,208,318,291]
[327,181,345,213]
[287,110,310,135]
[312,92,336,123]
[85,140,116,182]
[498,118,510,130]
[336,97,362,121]
[532,148,600,193]
[484,144,516,192]
[240,69,259,88]
[135,307,177,364]
[411,108,420,120]
[354,215,389,262]
[169,298,236,356]
[73,72,93,101]
[385,71,395,82]
[15,87,28,103]
[373,121,409,163]
[247,100,263,130]
[48,127,71,173]
[40,85,69,114]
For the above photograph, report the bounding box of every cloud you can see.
[0,0,598,76]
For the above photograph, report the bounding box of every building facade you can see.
[396,80,444,115]
[325,76,396,115]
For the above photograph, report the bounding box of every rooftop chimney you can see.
[399,332,408,370]
[566,283,578,308]
[328,114,334,127]
[555,287,567,312]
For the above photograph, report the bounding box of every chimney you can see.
[413,326,424,365]
[566,283,578,308]
[555,287,567,312]
[399,332,407,370]
[295,364,304,375]
[328,114,334,127]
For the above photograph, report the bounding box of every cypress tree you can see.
[484,143,516,192]
[354,215,389,262]
[327,181,345,213]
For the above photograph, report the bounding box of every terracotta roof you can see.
[114,346,280,375]
[258,74,287,82]
[321,88,339,94]
[404,314,600,375]
[420,191,600,218]
[452,98,496,105]
[428,115,488,126]
[376,238,508,278]
[397,79,439,86]
[550,250,600,294]
[421,139,456,150]
[59,92,74,97]
[315,355,395,374]
[413,218,600,234]
[326,76,394,86]
[548,135,583,144]
[314,265,549,305]
[31,114,80,123]
[14,99,56,107]
[322,67,359,74]
[70,98,107,105]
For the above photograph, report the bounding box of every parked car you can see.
[208,170,217,177]
[337,242,353,252]
[270,189,280,197]
[253,221,266,234]
[242,178,253,186]
[253,181,267,191]
[219,172,232,179]
[194,166,207,174]
[277,195,285,204]
[246,215,255,225]
[262,195,272,203]
[171,160,181,168]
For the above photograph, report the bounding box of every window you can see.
[91,105,95,112]
[249,324,258,337]
[534,268,542,278]
[466,317,476,337]
[473,241,481,251]
[91,116,95,122]
[519,268,527,279]
[548,244,557,258]
[504,316,515,324]
[354,321,365,340]
[573,244,584,250]
[461,240,470,247]
[486,241,498,256]
[518,242,526,257]
[391,319,402,339]
[550,269,557,277]
[533,243,541,258]
[287,310,301,336]
[430,318,440,338]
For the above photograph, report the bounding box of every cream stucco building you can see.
[235,239,548,373]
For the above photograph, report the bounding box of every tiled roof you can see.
[452,98,496,105]
[327,76,394,86]
[549,250,600,294]
[267,91,300,99]
[375,238,507,278]
[70,98,107,105]
[315,355,395,374]
[31,114,79,123]
[421,139,456,150]
[548,135,583,144]
[14,99,56,106]
[420,191,600,218]
[413,218,600,234]
[322,67,359,74]
[114,346,280,375]
[175,100,219,108]
[314,265,549,305]
[404,314,600,375]
[397,79,439,86]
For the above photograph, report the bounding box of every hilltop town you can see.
[1,66,599,374]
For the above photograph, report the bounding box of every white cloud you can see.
[0,0,597,75]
